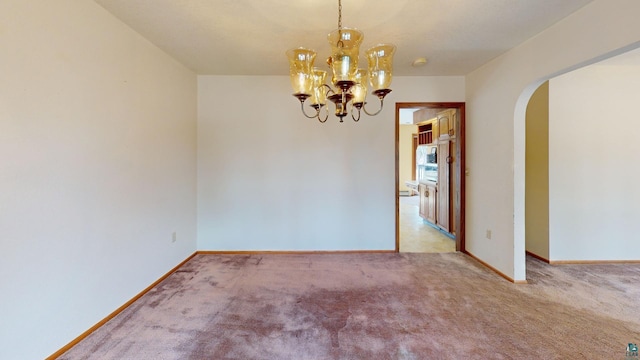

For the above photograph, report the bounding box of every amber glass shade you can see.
[366,44,396,91]
[327,28,363,84]
[351,69,368,104]
[310,68,327,106]
[286,48,317,96]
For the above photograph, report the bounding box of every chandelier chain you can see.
[338,0,342,30]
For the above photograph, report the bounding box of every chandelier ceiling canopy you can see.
[286,0,396,123]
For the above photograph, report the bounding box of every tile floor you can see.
[399,195,456,253]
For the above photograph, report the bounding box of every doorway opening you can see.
[522,46,640,273]
[395,102,466,253]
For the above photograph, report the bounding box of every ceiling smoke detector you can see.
[412,57,428,67]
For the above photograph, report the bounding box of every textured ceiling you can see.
[94,0,594,76]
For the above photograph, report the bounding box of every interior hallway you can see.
[399,195,456,253]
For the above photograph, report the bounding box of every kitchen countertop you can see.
[419,178,438,185]
[406,179,437,188]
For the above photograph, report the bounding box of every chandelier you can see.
[286,0,396,123]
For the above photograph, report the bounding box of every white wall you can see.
[0,1,197,359]
[197,76,463,251]
[399,124,417,192]
[525,82,549,259]
[549,50,640,261]
[465,0,640,280]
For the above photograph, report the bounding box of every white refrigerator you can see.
[416,144,438,182]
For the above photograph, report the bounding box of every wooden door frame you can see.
[412,134,418,181]
[395,102,466,252]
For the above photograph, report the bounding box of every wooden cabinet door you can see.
[437,109,456,140]
[437,112,449,140]
[450,110,456,139]
[449,137,457,235]
[437,141,450,232]
[418,183,427,219]
[427,184,437,224]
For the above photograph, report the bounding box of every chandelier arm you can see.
[300,99,320,119]
[318,106,329,123]
[351,105,361,122]
[362,97,385,116]
[323,84,335,97]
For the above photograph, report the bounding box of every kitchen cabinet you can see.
[437,109,456,140]
[418,183,427,219]
[426,183,437,224]
[415,108,458,237]
[417,120,436,145]
[419,182,437,224]
[437,140,451,232]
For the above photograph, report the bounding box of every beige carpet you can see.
[59,253,640,359]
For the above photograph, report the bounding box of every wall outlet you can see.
[486,230,492,239]
[172,231,177,243]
